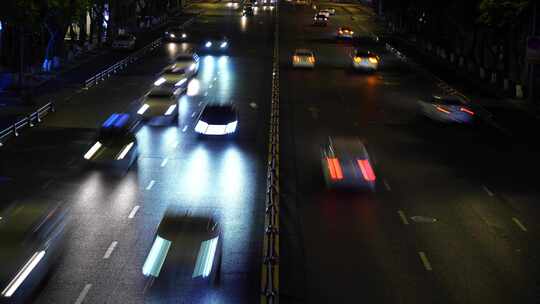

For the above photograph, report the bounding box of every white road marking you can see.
[160,158,169,167]
[128,206,140,219]
[146,180,155,190]
[103,241,118,259]
[383,179,391,191]
[74,284,92,304]
[398,210,409,225]
[42,180,53,189]
[512,217,528,232]
[418,251,432,271]
[191,112,196,117]
[482,185,494,196]
[182,125,188,132]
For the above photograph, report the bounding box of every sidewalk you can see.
[0,12,196,134]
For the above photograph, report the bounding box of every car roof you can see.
[200,104,237,124]
[327,137,369,159]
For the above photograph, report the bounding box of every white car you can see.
[195,104,238,136]
[112,34,136,51]
[351,49,379,72]
[321,137,376,191]
[318,9,331,18]
[168,52,199,78]
[292,49,315,68]
[418,95,476,123]
[337,26,354,39]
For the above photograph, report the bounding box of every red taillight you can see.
[460,107,475,115]
[357,159,376,181]
[436,106,450,114]
[326,157,343,180]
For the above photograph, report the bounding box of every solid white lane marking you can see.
[398,210,409,225]
[512,217,527,232]
[128,206,140,219]
[418,251,432,271]
[74,284,92,304]
[191,112,196,118]
[482,185,494,196]
[146,180,155,190]
[103,241,118,259]
[160,158,169,167]
[384,179,391,191]
[182,125,188,132]
[42,180,53,189]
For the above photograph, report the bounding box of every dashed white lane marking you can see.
[42,180,53,189]
[482,185,494,196]
[383,179,391,191]
[74,284,92,304]
[191,112,197,118]
[146,180,155,190]
[398,210,409,225]
[128,206,140,219]
[418,251,433,271]
[512,217,528,232]
[160,158,169,167]
[182,125,188,132]
[103,241,118,259]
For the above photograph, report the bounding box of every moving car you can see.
[321,137,376,191]
[227,1,240,8]
[83,113,139,168]
[137,87,179,122]
[195,104,238,136]
[243,6,254,16]
[167,52,200,79]
[163,26,188,42]
[351,49,379,72]
[200,36,230,54]
[0,199,68,304]
[155,64,191,91]
[313,13,328,26]
[292,49,315,68]
[337,26,354,39]
[112,34,136,51]
[142,213,222,299]
[418,95,475,123]
[327,8,336,15]
[318,9,331,18]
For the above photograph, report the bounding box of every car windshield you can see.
[316,14,326,18]
[201,106,236,124]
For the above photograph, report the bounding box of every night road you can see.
[1,0,540,304]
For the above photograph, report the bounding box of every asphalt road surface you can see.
[2,1,540,304]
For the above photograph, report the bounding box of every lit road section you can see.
[240,16,248,32]
[178,146,210,201]
[201,56,215,83]
[217,56,232,99]
[187,79,201,96]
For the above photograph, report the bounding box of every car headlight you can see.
[117,142,134,160]
[170,33,176,38]
[189,63,196,71]
[164,104,177,116]
[175,78,187,87]
[154,77,166,86]
[84,141,102,160]
[368,57,378,64]
[205,41,212,48]
[181,33,187,38]
[195,120,208,133]
[225,121,237,133]
[137,104,150,115]
[220,41,228,48]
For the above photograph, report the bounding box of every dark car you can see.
[195,104,238,136]
[313,14,328,26]
[163,26,188,42]
[242,6,254,16]
[137,87,180,121]
[0,199,69,304]
[142,214,222,301]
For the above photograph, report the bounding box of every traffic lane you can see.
[279,2,536,303]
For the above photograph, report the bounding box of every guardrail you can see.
[83,38,163,89]
[0,101,56,146]
[261,4,280,304]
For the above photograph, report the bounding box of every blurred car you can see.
[313,13,328,26]
[337,26,354,39]
[112,34,136,51]
[163,26,188,42]
[200,36,230,53]
[155,64,191,91]
[137,87,180,121]
[418,95,475,123]
[243,6,254,16]
[142,214,222,295]
[195,104,238,136]
[167,52,200,78]
[0,199,68,304]
[321,137,376,191]
[292,49,315,68]
[318,9,331,18]
[227,1,240,8]
[83,113,138,168]
[351,49,379,72]
[262,3,274,10]
[327,8,336,15]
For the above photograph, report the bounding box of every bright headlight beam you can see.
[220,42,228,48]
[137,104,150,115]
[84,142,102,160]
[205,41,212,48]
[1,251,46,298]
[164,104,177,115]
[182,33,187,38]
[117,142,134,160]
[175,78,187,87]
[154,77,166,86]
